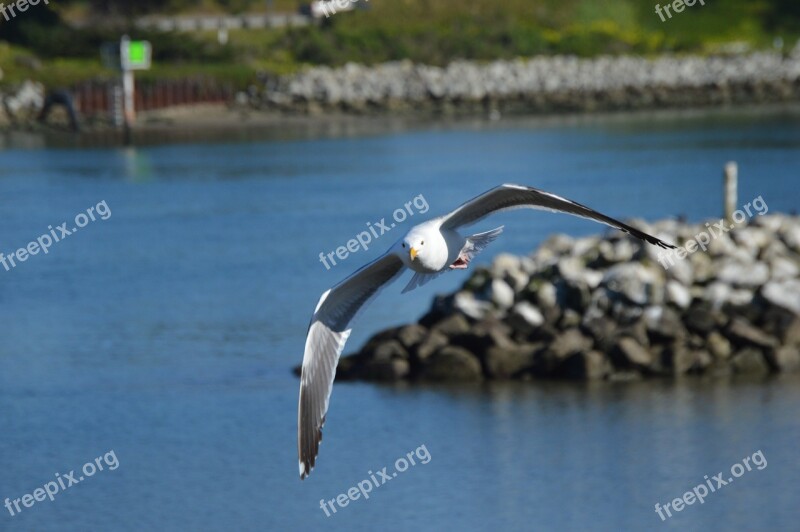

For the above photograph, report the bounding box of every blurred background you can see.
[1,0,800,85]
[0,1,799,532]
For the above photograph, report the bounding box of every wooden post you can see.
[122,70,135,124]
[724,161,738,221]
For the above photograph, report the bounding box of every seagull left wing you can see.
[439,184,676,249]
[298,251,405,480]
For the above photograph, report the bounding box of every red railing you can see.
[72,79,235,116]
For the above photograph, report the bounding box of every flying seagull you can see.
[298,184,675,479]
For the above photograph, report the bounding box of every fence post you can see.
[724,161,738,222]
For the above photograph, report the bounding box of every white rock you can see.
[536,281,558,308]
[490,278,515,309]
[571,237,599,260]
[717,260,770,288]
[704,282,732,310]
[732,227,770,253]
[454,291,493,320]
[781,225,800,253]
[761,239,791,263]
[492,254,529,291]
[752,214,786,232]
[664,253,694,285]
[493,253,521,275]
[519,256,538,275]
[542,234,574,254]
[611,239,635,262]
[603,263,663,306]
[729,288,754,307]
[666,280,692,309]
[707,233,738,257]
[762,280,800,314]
[510,301,544,328]
[690,252,716,284]
[770,256,800,281]
[583,269,604,289]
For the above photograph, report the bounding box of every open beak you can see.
[409,247,417,260]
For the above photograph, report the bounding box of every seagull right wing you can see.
[298,251,405,480]
[439,183,676,249]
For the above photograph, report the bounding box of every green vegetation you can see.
[1,0,798,90]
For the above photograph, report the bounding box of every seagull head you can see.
[398,226,432,267]
[401,236,424,263]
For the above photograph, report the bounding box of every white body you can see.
[398,220,466,273]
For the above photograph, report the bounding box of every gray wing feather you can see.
[439,184,675,249]
[298,252,405,479]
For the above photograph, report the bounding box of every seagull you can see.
[298,184,675,479]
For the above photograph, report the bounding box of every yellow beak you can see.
[409,247,417,260]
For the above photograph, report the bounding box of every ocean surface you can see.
[1,106,799,531]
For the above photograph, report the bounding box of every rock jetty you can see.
[258,49,800,115]
[329,214,800,382]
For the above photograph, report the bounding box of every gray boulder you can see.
[420,346,483,381]
[731,348,770,375]
[549,328,593,359]
[613,337,652,367]
[485,343,540,378]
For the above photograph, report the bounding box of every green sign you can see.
[129,42,146,65]
[121,38,152,70]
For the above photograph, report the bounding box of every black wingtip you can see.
[647,237,678,249]
[652,237,678,250]
[621,228,677,250]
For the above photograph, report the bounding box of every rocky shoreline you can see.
[256,49,800,116]
[323,214,800,382]
[6,49,800,132]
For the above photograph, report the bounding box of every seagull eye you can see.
[421,241,424,245]
[402,243,405,248]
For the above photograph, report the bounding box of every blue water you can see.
[1,106,799,531]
